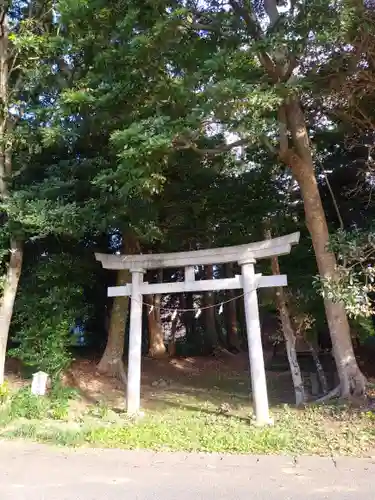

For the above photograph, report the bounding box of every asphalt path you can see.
[0,441,374,499]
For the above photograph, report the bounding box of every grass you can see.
[0,385,374,456]
[0,383,78,424]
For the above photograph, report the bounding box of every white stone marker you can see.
[31,371,49,396]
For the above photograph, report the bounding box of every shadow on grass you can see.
[140,370,295,417]
[143,396,252,423]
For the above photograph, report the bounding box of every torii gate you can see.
[95,232,300,426]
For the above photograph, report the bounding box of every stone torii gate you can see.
[95,232,300,426]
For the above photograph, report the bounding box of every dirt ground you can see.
[5,351,375,413]
[59,353,268,411]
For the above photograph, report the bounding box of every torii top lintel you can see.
[95,232,300,271]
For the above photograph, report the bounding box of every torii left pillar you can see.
[127,268,144,414]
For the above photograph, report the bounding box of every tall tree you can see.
[0,5,21,384]
[15,0,371,398]
[97,232,140,376]
[12,1,171,374]
[0,0,59,383]
[108,0,366,397]
[265,227,305,405]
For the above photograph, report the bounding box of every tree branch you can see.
[0,7,7,39]
[229,0,262,40]
[173,136,252,155]
[193,137,250,155]
[313,385,340,403]
[190,23,217,31]
[264,0,280,26]
[278,105,288,156]
[320,165,344,230]
[7,51,20,78]
[284,55,298,82]
[229,0,282,81]
[261,135,278,155]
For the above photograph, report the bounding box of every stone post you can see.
[240,259,272,426]
[127,268,144,414]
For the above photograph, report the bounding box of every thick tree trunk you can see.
[147,269,166,358]
[227,291,241,350]
[168,296,178,357]
[265,229,305,406]
[146,294,166,358]
[225,264,241,351]
[183,293,195,344]
[204,264,219,351]
[283,98,366,398]
[97,234,139,377]
[0,239,23,385]
[0,13,23,385]
[179,293,188,338]
[97,268,131,377]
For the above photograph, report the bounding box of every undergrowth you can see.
[0,385,374,457]
[0,383,78,423]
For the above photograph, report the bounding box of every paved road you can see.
[0,441,374,499]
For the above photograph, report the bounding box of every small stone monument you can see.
[31,371,49,396]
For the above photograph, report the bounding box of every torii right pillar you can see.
[240,259,273,426]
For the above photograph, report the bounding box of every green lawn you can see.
[0,384,374,456]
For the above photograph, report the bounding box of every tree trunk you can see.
[147,269,166,358]
[97,233,139,376]
[204,264,219,352]
[168,296,178,357]
[146,294,166,358]
[97,268,131,376]
[0,239,23,385]
[0,13,23,385]
[265,228,305,406]
[225,264,241,351]
[307,341,329,395]
[283,98,365,398]
[183,293,195,344]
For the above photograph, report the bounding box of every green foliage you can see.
[7,384,76,421]
[1,395,374,457]
[10,322,72,378]
[328,229,375,265]
[350,317,375,343]
[10,248,95,378]
[9,388,50,420]
[48,383,78,420]
[0,381,10,405]
[317,229,375,318]
[88,400,110,420]
[3,0,375,371]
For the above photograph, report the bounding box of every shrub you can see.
[9,388,49,420]
[8,384,77,421]
[10,251,95,379]
[10,320,73,380]
[0,381,10,405]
